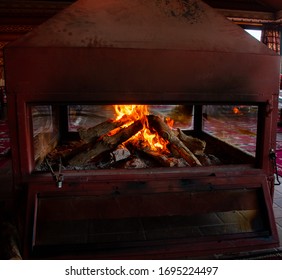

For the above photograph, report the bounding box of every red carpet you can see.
[204,116,257,156]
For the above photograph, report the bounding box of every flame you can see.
[233,107,240,114]
[165,117,174,128]
[114,105,149,121]
[113,105,170,152]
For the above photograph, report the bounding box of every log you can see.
[147,115,202,167]
[175,128,206,155]
[111,145,131,162]
[196,154,221,166]
[123,157,149,169]
[142,148,189,167]
[141,148,176,167]
[68,120,143,166]
[78,115,130,143]
[46,140,90,163]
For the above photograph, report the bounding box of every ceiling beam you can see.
[217,8,282,25]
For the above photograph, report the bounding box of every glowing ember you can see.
[113,105,170,152]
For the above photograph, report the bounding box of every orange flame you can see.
[233,107,240,114]
[113,105,170,152]
[114,105,149,121]
[165,117,174,128]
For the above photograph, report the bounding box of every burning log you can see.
[38,103,223,171]
[78,115,130,143]
[68,120,143,166]
[147,115,202,167]
[44,117,133,167]
[148,115,202,166]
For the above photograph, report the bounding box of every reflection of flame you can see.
[113,105,170,152]
[233,107,240,114]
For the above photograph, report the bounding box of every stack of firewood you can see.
[42,114,220,170]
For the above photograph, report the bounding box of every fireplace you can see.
[3,0,280,259]
[31,104,258,171]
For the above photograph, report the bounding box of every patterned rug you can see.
[204,116,257,156]
[0,119,10,168]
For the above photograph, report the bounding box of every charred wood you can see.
[147,115,202,167]
[122,156,149,169]
[141,148,189,167]
[175,128,206,155]
[68,120,143,166]
[46,140,89,163]
[78,115,130,143]
[196,154,221,166]
[111,145,131,162]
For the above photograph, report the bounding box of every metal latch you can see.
[46,157,64,188]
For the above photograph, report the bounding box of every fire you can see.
[165,117,174,128]
[114,105,149,121]
[113,105,170,152]
[233,107,240,114]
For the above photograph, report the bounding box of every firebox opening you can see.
[31,103,258,173]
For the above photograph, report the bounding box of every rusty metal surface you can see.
[4,47,280,101]
[3,0,281,259]
[6,0,276,53]
[4,0,280,98]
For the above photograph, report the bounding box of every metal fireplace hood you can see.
[4,0,281,103]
